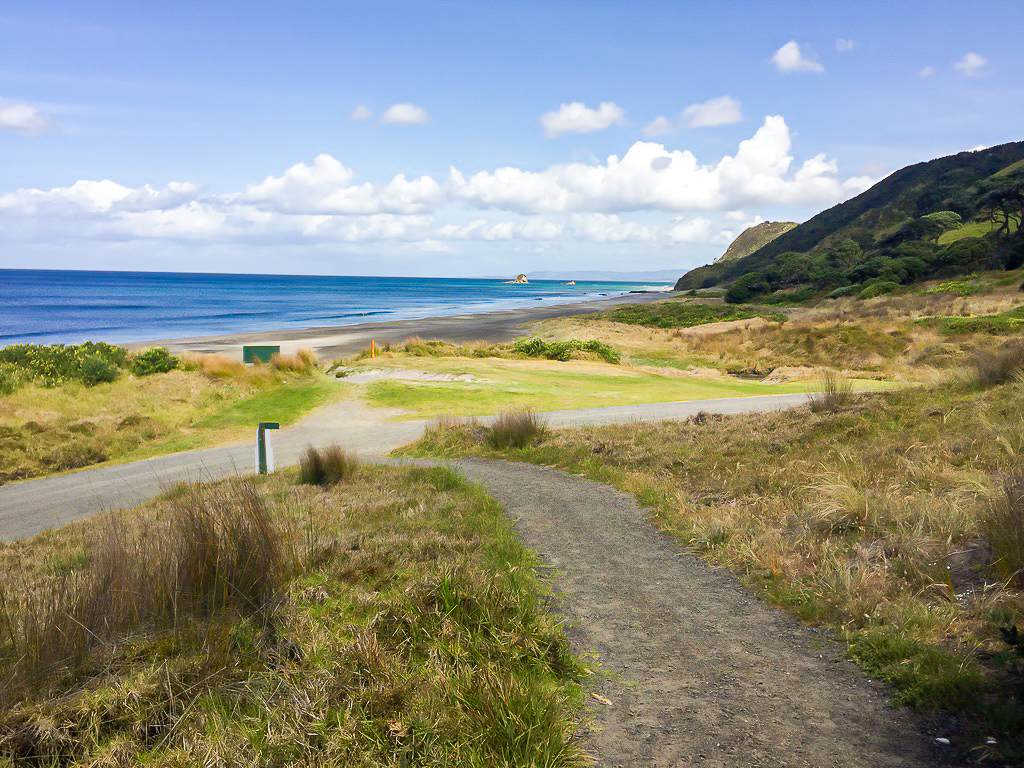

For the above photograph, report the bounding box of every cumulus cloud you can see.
[835,38,855,53]
[540,101,625,138]
[954,52,987,77]
[0,100,54,135]
[379,103,431,124]
[450,116,873,214]
[0,117,874,255]
[682,96,742,128]
[772,41,824,73]
[919,66,935,78]
[235,155,442,215]
[350,105,373,121]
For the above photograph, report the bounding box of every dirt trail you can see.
[451,459,953,768]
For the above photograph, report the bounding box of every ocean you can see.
[0,269,671,347]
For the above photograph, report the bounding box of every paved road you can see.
[0,393,809,541]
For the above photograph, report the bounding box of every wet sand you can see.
[138,291,673,360]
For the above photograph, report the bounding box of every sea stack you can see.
[513,274,529,283]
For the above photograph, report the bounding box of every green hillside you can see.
[675,142,1024,302]
[715,221,797,263]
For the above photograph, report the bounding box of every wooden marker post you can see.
[372,339,376,359]
[257,421,280,474]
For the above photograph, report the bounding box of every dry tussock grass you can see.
[0,466,582,766]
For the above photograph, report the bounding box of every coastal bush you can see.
[488,409,547,449]
[79,354,119,386]
[0,342,129,386]
[921,304,1024,336]
[299,443,358,485]
[130,346,179,376]
[857,280,900,300]
[602,301,783,329]
[513,337,620,364]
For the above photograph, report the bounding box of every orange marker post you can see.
[372,339,375,359]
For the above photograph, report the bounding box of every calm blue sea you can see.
[0,269,670,347]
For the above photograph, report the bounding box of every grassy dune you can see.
[0,464,584,766]
[0,367,344,484]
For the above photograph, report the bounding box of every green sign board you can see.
[243,345,280,364]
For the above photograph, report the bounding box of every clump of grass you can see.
[488,409,547,449]
[972,342,1024,387]
[299,443,358,485]
[181,353,246,378]
[602,300,784,329]
[272,347,317,373]
[808,369,855,413]
[988,470,1024,588]
[0,479,290,695]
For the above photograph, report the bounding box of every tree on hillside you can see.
[978,173,1024,268]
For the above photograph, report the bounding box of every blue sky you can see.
[1,0,1021,277]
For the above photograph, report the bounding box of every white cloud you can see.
[379,103,431,124]
[954,52,987,77]
[968,144,989,152]
[350,105,373,121]
[451,116,873,214]
[0,100,54,135]
[0,117,874,256]
[643,115,674,137]
[682,96,742,128]
[771,41,824,73]
[919,66,935,78]
[835,38,855,53]
[540,101,625,138]
[571,213,656,242]
[235,154,443,215]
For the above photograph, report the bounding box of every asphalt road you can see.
[0,393,810,541]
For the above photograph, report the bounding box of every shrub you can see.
[857,281,900,300]
[488,409,547,449]
[130,347,179,376]
[971,342,1024,387]
[827,284,860,299]
[808,370,854,413]
[79,355,119,386]
[512,338,620,364]
[299,443,358,485]
[987,470,1024,588]
[0,362,23,395]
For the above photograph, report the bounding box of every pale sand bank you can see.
[136,291,673,361]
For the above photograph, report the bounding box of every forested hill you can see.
[675,141,1024,302]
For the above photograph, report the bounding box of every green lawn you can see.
[355,358,887,419]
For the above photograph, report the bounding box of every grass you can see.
[349,356,871,421]
[0,367,344,484]
[0,465,584,766]
[599,299,786,328]
[402,378,1024,757]
[299,443,359,485]
[488,410,548,450]
[919,304,1024,336]
[808,370,855,413]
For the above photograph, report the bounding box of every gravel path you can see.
[451,459,952,768]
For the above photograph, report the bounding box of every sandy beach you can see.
[142,290,673,361]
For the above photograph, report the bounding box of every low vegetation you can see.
[0,465,584,766]
[299,443,359,486]
[0,345,338,484]
[404,369,1024,758]
[488,409,547,450]
[346,335,620,365]
[598,300,785,329]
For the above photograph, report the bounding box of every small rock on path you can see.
[452,459,951,768]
